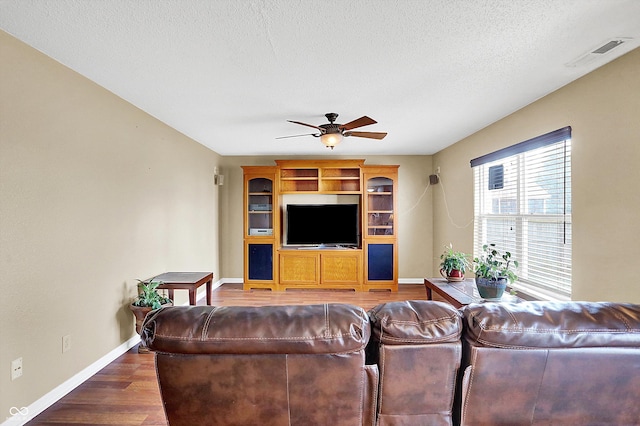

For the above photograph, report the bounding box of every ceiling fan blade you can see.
[276,133,320,139]
[287,120,324,131]
[344,131,387,140]
[339,116,377,131]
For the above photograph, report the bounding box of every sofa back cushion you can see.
[369,300,462,346]
[142,304,375,426]
[459,301,640,425]
[143,303,369,354]
[368,300,462,426]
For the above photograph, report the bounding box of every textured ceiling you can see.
[1,0,639,156]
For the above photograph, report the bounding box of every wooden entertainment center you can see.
[243,159,398,291]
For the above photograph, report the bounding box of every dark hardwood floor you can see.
[27,283,436,425]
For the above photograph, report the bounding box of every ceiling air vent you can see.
[565,38,632,67]
[591,40,624,54]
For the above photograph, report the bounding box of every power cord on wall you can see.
[438,175,474,229]
[400,181,432,216]
[397,172,473,229]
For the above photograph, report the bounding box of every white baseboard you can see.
[1,335,140,426]
[219,277,243,284]
[398,278,425,284]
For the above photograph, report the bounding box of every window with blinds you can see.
[471,127,572,300]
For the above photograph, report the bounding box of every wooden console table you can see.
[154,272,213,306]
[424,277,520,308]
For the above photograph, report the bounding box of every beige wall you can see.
[0,31,221,416]
[433,47,640,303]
[218,155,435,280]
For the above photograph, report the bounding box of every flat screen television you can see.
[286,204,359,247]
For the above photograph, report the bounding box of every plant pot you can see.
[440,268,465,282]
[130,304,155,334]
[129,303,171,353]
[475,277,508,299]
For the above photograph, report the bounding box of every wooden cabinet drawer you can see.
[321,252,362,285]
[279,252,320,284]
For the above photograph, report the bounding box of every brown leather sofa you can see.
[142,300,640,426]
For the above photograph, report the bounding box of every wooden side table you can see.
[154,272,214,306]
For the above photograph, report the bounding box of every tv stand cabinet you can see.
[242,160,398,291]
[278,247,363,290]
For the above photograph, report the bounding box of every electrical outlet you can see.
[62,335,71,353]
[435,166,441,175]
[11,358,23,380]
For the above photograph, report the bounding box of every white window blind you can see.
[471,127,572,300]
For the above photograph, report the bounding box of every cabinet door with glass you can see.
[362,166,398,290]
[246,176,274,237]
[242,167,278,289]
[365,176,395,236]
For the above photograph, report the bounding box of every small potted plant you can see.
[129,278,172,352]
[439,243,471,282]
[473,243,518,299]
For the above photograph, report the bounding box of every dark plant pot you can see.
[475,277,508,299]
[130,304,155,334]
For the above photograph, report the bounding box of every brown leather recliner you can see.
[458,301,640,425]
[142,304,378,426]
[367,300,463,426]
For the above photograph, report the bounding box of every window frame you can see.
[471,127,572,300]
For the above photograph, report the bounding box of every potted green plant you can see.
[439,244,471,282]
[129,278,172,352]
[473,243,518,299]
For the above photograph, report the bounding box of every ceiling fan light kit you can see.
[320,132,343,149]
[279,112,387,150]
